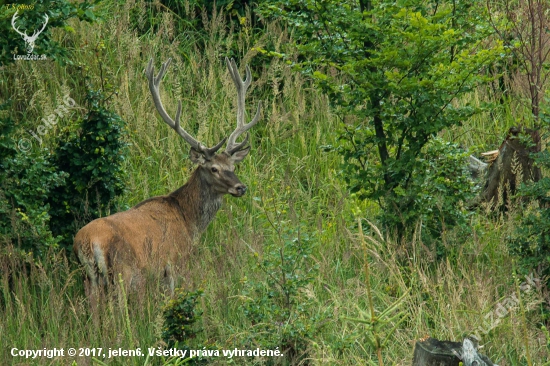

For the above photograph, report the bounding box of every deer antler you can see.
[145,58,226,159]
[29,14,49,41]
[11,11,27,38]
[225,58,262,155]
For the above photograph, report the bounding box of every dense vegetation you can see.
[1,0,549,365]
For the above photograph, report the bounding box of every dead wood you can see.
[481,126,541,209]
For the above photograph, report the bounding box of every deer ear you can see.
[230,146,250,163]
[189,148,207,165]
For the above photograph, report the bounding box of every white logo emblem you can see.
[11,10,49,54]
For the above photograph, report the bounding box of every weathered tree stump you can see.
[412,337,498,366]
[481,126,541,209]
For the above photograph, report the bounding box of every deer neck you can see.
[170,168,223,235]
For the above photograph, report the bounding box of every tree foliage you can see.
[259,0,503,236]
[488,0,550,122]
[510,104,550,282]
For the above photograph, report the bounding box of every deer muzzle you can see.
[230,184,247,197]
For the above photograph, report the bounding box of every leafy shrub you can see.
[0,88,126,254]
[1,53,127,255]
[47,87,127,250]
[162,289,208,364]
[0,101,66,255]
[239,220,322,365]
[163,289,204,347]
[393,137,476,244]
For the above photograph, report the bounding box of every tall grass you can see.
[1,0,549,365]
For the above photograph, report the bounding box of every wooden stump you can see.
[412,337,462,366]
[412,337,498,366]
[481,126,541,209]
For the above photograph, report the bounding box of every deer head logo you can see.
[11,10,49,54]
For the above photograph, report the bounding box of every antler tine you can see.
[31,14,48,39]
[11,11,26,37]
[146,58,226,158]
[145,58,197,148]
[225,57,262,154]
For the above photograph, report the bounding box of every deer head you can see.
[11,10,49,54]
[145,58,262,197]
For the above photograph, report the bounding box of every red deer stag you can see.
[74,57,262,293]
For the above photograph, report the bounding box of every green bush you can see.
[47,87,127,250]
[0,0,106,255]
[1,54,127,253]
[394,137,476,245]
[162,289,208,364]
[238,220,322,364]
[0,101,66,254]
[163,289,204,346]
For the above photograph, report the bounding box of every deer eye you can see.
[211,167,218,173]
